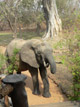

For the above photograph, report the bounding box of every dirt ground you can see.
[23,71,67,106]
[0,46,6,54]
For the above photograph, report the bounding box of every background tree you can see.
[42,0,62,39]
[0,0,23,38]
[0,0,80,39]
[56,0,80,29]
[0,0,44,37]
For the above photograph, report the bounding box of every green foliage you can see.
[53,41,64,49]
[56,0,80,30]
[22,0,34,8]
[56,0,68,15]
[0,0,44,34]
[59,55,67,64]
[69,51,80,100]
[62,30,80,100]
[6,48,20,74]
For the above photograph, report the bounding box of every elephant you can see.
[5,38,56,98]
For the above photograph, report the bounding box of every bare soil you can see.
[0,46,6,54]
[23,71,67,106]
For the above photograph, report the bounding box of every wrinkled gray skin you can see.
[5,38,56,97]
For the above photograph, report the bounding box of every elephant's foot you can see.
[32,90,40,95]
[43,92,51,98]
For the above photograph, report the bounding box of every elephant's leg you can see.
[39,66,51,98]
[29,68,40,95]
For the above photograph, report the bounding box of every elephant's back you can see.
[24,39,43,46]
[6,38,27,57]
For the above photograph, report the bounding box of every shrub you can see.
[62,31,80,100]
[6,48,20,74]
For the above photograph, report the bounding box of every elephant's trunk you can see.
[45,54,56,74]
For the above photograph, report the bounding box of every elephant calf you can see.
[5,38,56,98]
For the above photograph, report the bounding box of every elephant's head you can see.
[20,39,56,74]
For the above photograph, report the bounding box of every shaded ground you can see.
[47,64,73,97]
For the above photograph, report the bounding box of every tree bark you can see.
[42,0,62,39]
[13,16,17,38]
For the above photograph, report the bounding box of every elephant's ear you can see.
[20,43,39,68]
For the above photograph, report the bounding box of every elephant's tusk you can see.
[43,61,49,67]
[46,63,49,67]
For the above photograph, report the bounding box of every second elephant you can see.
[5,38,56,97]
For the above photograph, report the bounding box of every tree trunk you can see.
[5,14,17,38]
[42,0,62,39]
[19,25,22,38]
[36,22,41,36]
[13,16,17,38]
